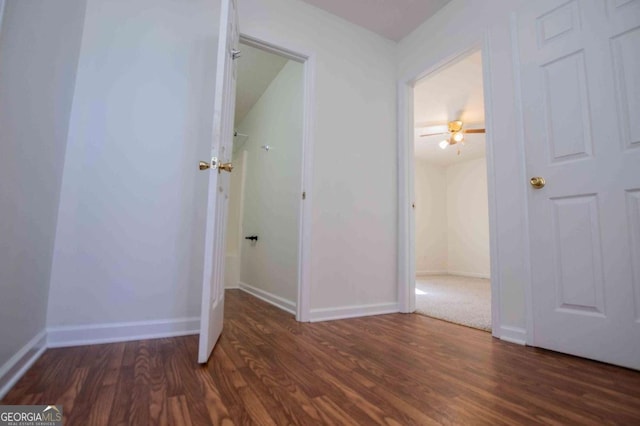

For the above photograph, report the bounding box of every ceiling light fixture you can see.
[420,120,485,156]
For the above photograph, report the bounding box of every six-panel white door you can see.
[198,0,239,364]
[516,0,640,370]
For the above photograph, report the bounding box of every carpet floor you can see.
[415,274,491,331]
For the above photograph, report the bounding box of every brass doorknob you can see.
[199,161,210,170]
[530,177,545,189]
[218,162,233,173]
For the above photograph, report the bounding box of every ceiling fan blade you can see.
[463,128,486,134]
[420,132,449,137]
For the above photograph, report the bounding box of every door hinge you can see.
[302,191,306,200]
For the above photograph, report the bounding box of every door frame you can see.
[509,14,535,346]
[238,33,315,322]
[396,35,503,337]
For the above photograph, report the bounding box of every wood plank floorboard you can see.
[2,289,640,425]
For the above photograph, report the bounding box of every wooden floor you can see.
[3,290,640,425]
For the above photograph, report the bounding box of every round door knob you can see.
[199,161,210,170]
[530,177,545,189]
[218,162,233,173]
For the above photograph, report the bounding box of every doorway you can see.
[223,36,312,320]
[411,50,491,332]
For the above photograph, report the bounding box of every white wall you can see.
[239,0,398,312]
[446,158,490,278]
[47,0,221,329]
[0,0,86,388]
[398,0,529,336]
[414,161,447,273]
[414,158,490,278]
[235,61,303,304]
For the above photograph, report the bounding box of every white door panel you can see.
[517,0,640,369]
[198,0,239,364]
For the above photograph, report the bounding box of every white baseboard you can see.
[309,302,399,322]
[499,325,527,345]
[238,282,296,315]
[446,271,491,279]
[0,330,47,399]
[47,317,199,348]
[416,271,491,279]
[416,270,448,276]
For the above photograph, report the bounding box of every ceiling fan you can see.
[420,120,485,155]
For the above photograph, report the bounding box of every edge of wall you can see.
[447,271,491,279]
[0,330,47,400]
[499,326,527,346]
[47,317,199,348]
[309,303,399,322]
[416,270,448,276]
[239,282,296,315]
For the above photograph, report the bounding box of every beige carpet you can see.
[415,274,491,331]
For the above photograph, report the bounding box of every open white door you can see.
[516,0,640,369]
[198,0,239,364]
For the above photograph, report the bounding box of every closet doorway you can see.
[223,38,306,317]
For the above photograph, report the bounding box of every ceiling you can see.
[299,0,452,42]
[414,50,485,166]
[234,43,288,125]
